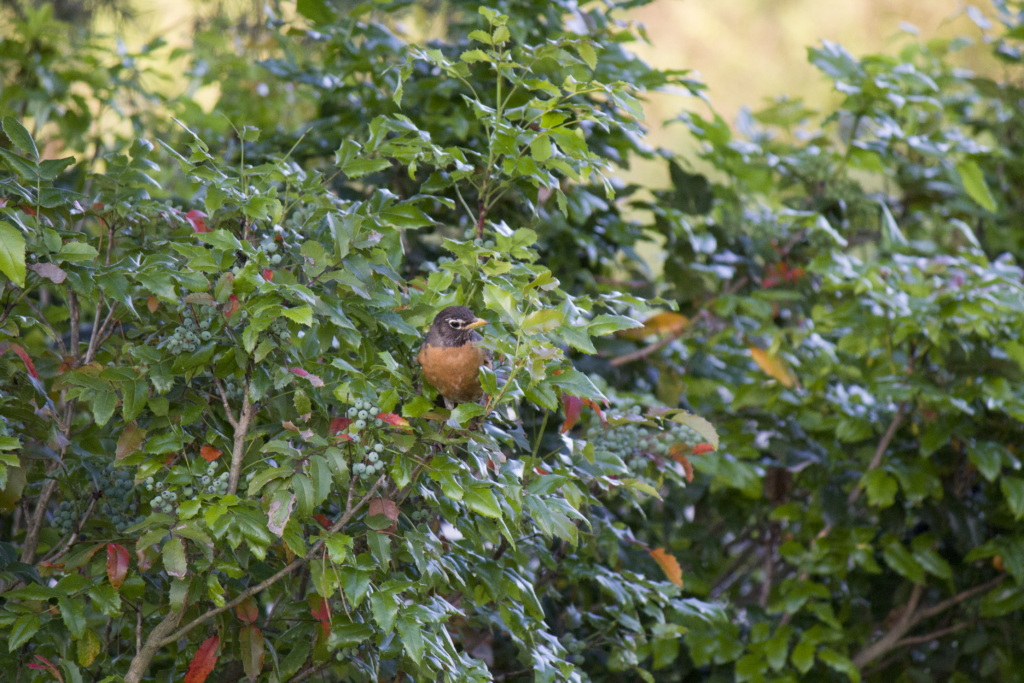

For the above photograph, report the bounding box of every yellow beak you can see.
[465,318,489,330]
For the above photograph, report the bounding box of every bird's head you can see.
[428,305,489,346]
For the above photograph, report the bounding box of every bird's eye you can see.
[447,319,463,329]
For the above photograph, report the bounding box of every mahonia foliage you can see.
[6,0,1024,683]
[0,4,718,683]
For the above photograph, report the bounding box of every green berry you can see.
[271,254,282,265]
[374,419,383,427]
[358,410,368,420]
[354,419,366,430]
[374,443,384,453]
[348,407,358,418]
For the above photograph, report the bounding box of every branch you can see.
[23,299,66,355]
[226,398,254,495]
[894,621,971,649]
[20,475,58,564]
[851,583,923,669]
[123,608,184,683]
[157,474,387,647]
[909,574,1005,625]
[212,377,239,428]
[609,327,686,367]
[85,301,118,364]
[286,661,331,683]
[849,402,907,505]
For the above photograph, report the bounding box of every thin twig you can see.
[23,300,66,355]
[609,327,686,367]
[39,493,99,564]
[894,621,971,648]
[286,661,331,683]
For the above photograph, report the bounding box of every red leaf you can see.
[312,514,331,528]
[185,209,211,233]
[106,543,130,589]
[184,636,220,683]
[329,417,353,441]
[28,656,62,683]
[309,595,330,622]
[263,269,274,281]
[692,443,715,455]
[200,445,222,462]
[534,467,551,475]
[20,205,36,216]
[0,341,39,379]
[377,412,410,428]
[309,596,331,638]
[560,394,583,434]
[235,597,258,624]
[290,367,325,388]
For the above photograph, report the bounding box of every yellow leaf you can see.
[649,547,683,587]
[749,347,796,388]
[618,312,689,340]
[78,628,102,667]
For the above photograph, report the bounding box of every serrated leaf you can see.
[649,547,683,587]
[2,116,38,160]
[0,221,27,288]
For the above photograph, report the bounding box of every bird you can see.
[417,305,492,409]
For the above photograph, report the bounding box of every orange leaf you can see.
[235,597,258,624]
[619,312,689,340]
[749,347,796,388]
[200,445,222,462]
[691,443,715,455]
[147,296,159,313]
[184,636,220,683]
[649,547,683,587]
[312,514,331,528]
[224,295,240,319]
[106,543,129,589]
[668,445,694,483]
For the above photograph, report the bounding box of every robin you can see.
[417,305,492,409]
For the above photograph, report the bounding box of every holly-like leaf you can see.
[560,394,583,434]
[184,636,219,683]
[669,413,719,451]
[162,537,187,579]
[116,427,147,460]
[106,543,129,589]
[649,547,683,587]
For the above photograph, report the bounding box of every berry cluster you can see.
[223,380,245,400]
[200,460,230,495]
[259,239,283,265]
[562,633,586,665]
[409,508,431,523]
[587,409,703,477]
[346,399,383,431]
[268,318,291,343]
[147,480,178,515]
[462,228,496,249]
[352,442,386,480]
[51,501,79,535]
[98,465,142,532]
[335,646,360,661]
[165,303,217,355]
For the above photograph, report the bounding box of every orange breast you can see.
[417,343,491,403]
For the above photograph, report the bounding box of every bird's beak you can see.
[465,318,489,330]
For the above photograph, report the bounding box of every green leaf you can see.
[957,160,997,212]
[397,616,424,664]
[0,222,26,288]
[57,241,100,263]
[589,314,642,336]
[463,486,502,518]
[883,539,925,584]
[367,530,391,566]
[861,469,898,508]
[2,116,39,161]
[669,412,719,450]
[576,43,598,70]
[369,590,399,632]
[460,49,492,63]
[162,537,188,579]
[522,309,563,335]
[9,614,40,651]
[296,0,335,23]
[342,158,391,178]
[1002,477,1024,520]
[59,595,87,639]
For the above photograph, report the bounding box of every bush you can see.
[3,1,1024,683]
